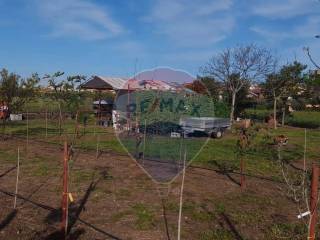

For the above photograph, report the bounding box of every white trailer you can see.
[179,117,230,138]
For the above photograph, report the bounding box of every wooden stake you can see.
[96,135,100,160]
[142,119,147,164]
[45,108,48,138]
[61,141,69,237]
[177,149,186,240]
[240,156,245,189]
[58,103,62,137]
[13,147,20,209]
[26,110,29,151]
[127,84,131,131]
[309,163,319,240]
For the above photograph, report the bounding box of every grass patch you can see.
[71,169,95,183]
[0,149,17,163]
[110,210,132,223]
[132,203,155,230]
[268,223,307,240]
[199,229,234,240]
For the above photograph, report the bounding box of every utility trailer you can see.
[179,117,230,138]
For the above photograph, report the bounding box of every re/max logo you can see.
[126,98,201,117]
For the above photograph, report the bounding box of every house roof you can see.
[81,76,128,90]
[82,75,195,93]
[122,79,177,91]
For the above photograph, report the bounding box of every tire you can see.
[212,129,223,139]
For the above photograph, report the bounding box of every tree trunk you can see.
[230,91,236,124]
[282,107,285,126]
[273,97,277,129]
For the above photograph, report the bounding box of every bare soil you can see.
[0,137,306,240]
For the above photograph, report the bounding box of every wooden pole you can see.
[61,141,69,237]
[142,119,147,164]
[26,110,29,151]
[309,163,319,240]
[240,156,245,189]
[127,84,131,132]
[94,116,96,136]
[58,102,62,137]
[13,147,20,209]
[96,134,100,160]
[45,108,48,138]
[98,93,101,126]
[177,149,187,240]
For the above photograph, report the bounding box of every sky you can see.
[0,0,319,81]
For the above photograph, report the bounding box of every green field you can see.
[2,116,319,182]
[244,109,320,128]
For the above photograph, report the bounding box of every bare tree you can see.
[303,47,320,70]
[201,44,274,123]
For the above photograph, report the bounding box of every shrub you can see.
[286,111,320,128]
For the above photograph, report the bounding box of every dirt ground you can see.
[0,137,308,240]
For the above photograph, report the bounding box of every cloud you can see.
[251,0,319,19]
[34,0,124,40]
[145,0,235,47]
[250,26,291,42]
[251,15,320,42]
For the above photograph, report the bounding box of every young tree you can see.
[198,76,222,101]
[44,72,86,135]
[264,61,307,129]
[201,44,274,123]
[0,69,40,136]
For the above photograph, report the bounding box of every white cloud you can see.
[250,26,291,42]
[34,0,124,40]
[194,0,233,16]
[146,0,235,47]
[251,15,320,42]
[251,0,320,19]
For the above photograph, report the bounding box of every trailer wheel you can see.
[212,129,223,139]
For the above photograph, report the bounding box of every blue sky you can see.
[0,0,319,80]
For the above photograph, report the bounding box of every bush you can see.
[243,108,271,121]
[286,111,320,128]
[244,108,320,128]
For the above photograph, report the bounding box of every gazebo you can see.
[81,76,128,125]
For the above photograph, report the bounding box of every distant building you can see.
[310,69,320,75]
[81,76,128,92]
[81,75,192,93]
[247,84,264,100]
